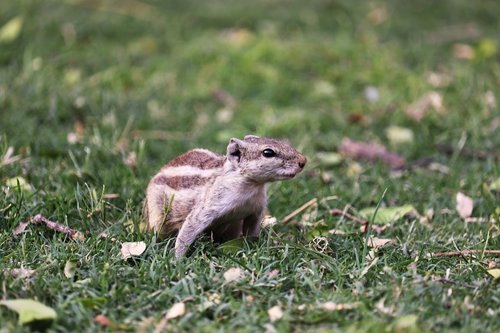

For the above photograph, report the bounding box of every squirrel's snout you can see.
[297,155,307,169]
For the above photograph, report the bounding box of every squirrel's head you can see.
[226,135,307,183]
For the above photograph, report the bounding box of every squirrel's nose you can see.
[298,155,307,169]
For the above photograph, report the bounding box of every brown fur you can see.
[153,175,211,190]
[163,150,224,170]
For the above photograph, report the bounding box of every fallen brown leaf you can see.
[13,221,30,236]
[339,138,406,170]
[153,302,186,333]
[406,91,444,121]
[456,192,473,219]
[268,305,283,322]
[10,268,36,279]
[487,269,500,279]
[94,314,110,327]
[453,43,474,60]
[321,301,360,311]
[261,215,277,228]
[223,267,245,283]
[166,302,186,319]
[120,241,146,259]
[367,237,394,249]
[212,89,237,108]
[267,269,280,278]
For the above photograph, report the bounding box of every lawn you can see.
[1,0,499,332]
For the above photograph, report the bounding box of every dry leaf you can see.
[267,305,283,322]
[358,205,416,225]
[313,80,335,96]
[339,138,406,170]
[0,16,24,43]
[223,267,244,283]
[267,269,280,278]
[426,72,451,88]
[385,126,414,146]
[359,256,379,279]
[487,268,500,279]
[94,314,110,327]
[484,91,496,109]
[216,108,234,123]
[367,237,394,249]
[367,6,388,25]
[13,221,30,236]
[67,133,78,144]
[124,152,137,167]
[153,303,186,333]
[10,268,36,279]
[1,146,23,167]
[120,241,146,259]
[453,43,474,60]
[406,91,444,122]
[5,177,34,193]
[364,86,380,103]
[261,215,277,228]
[64,261,76,279]
[212,89,237,108]
[317,152,343,167]
[486,261,497,269]
[208,293,221,305]
[375,298,395,315]
[166,302,186,319]
[102,193,119,199]
[321,302,360,311]
[0,299,57,325]
[456,192,473,219]
[328,228,346,235]
[220,28,253,46]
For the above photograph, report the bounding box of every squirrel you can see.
[144,135,307,258]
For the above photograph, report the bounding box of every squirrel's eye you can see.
[262,149,276,158]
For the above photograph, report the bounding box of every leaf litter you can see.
[120,241,147,259]
[339,137,406,170]
[456,192,473,219]
[0,299,56,325]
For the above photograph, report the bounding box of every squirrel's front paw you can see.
[174,240,189,259]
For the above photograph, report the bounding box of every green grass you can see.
[1,0,499,331]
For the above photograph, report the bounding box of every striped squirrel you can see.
[144,135,307,258]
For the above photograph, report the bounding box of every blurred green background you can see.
[1,0,499,331]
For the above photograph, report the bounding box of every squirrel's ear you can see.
[227,138,246,162]
[244,135,260,141]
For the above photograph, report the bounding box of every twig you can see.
[431,275,475,289]
[436,144,500,161]
[153,316,169,333]
[281,198,318,224]
[27,214,85,241]
[331,208,368,225]
[358,256,379,279]
[431,250,500,257]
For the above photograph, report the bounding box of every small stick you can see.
[431,250,500,257]
[281,198,318,224]
[436,144,500,161]
[153,316,169,333]
[29,214,85,241]
[331,208,369,225]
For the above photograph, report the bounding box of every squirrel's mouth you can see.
[280,173,297,179]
